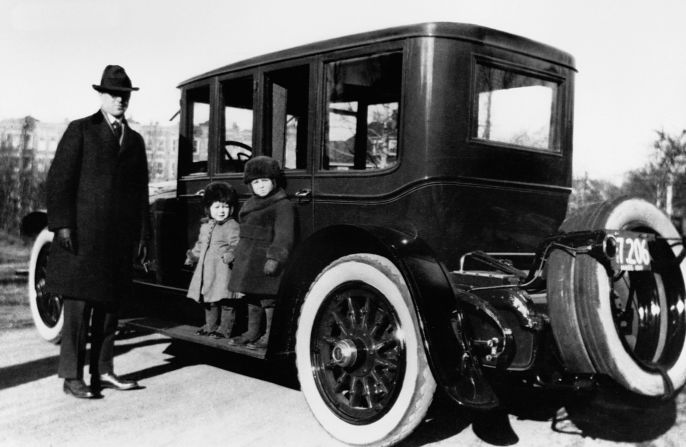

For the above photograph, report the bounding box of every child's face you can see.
[209,201,231,222]
[251,178,274,197]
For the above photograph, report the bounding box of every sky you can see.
[1,0,685,184]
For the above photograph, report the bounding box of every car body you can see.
[24,23,686,447]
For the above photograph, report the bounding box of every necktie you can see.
[112,121,122,144]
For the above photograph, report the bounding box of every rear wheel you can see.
[295,254,436,447]
[548,198,686,396]
[28,229,63,343]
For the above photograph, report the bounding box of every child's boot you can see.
[227,304,262,345]
[211,305,236,339]
[195,304,219,335]
[246,307,273,350]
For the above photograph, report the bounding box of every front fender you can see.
[20,210,48,239]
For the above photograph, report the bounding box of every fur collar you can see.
[239,188,288,217]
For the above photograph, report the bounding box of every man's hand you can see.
[137,239,149,264]
[263,259,280,276]
[56,228,75,253]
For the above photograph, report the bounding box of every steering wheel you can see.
[224,140,253,162]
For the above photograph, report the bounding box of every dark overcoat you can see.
[187,218,242,303]
[229,188,295,296]
[45,111,149,304]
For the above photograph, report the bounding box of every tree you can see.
[0,116,47,233]
[651,129,686,215]
[568,174,622,214]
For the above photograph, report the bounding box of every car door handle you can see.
[294,189,312,203]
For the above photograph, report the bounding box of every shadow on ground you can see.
[159,340,682,447]
[0,331,171,390]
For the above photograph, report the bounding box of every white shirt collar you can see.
[102,110,124,126]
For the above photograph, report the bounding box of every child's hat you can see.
[202,182,237,208]
[243,156,281,184]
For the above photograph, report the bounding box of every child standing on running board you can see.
[185,182,242,339]
[228,156,295,349]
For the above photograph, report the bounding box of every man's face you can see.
[100,91,130,118]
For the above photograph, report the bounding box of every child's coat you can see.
[187,218,241,302]
[229,188,295,295]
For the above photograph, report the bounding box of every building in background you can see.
[0,117,179,182]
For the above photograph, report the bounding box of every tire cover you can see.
[547,197,686,396]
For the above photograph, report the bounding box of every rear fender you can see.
[276,224,464,396]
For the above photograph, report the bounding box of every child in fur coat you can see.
[228,156,295,349]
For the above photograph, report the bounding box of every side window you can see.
[220,76,254,173]
[473,62,560,152]
[184,86,210,175]
[323,52,401,171]
[265,65,309,170]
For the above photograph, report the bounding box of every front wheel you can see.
[28,229,63,343]
[295,254,436,447]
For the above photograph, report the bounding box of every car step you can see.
[122,317,267,359]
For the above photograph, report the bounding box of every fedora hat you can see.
[92,65,139,93]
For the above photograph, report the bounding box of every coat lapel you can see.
[118,118,134,156]
[91,111,120,154]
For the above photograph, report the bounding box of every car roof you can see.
[178,22,575,87]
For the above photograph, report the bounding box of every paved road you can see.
[1,326,685,447]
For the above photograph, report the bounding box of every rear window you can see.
[473,61,560,152]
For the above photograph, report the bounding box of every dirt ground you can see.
[1,325,685,447]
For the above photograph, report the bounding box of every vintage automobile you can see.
[22,22,686,447]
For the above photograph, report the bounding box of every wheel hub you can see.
[331,339,359,368]
[310,281,407,423]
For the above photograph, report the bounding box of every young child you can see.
[228,156,295,349]
[185,182,242,339]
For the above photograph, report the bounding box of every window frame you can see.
[178,80,213,180]
[213,70,258,179]
[316,43,406,177]
[468,54,566,156]
[260,60,315,174]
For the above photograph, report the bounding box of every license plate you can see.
[611,231,653,271]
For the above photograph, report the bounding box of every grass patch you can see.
[0,304,33,329]
[0,230,30,264]
[0,283,27,305]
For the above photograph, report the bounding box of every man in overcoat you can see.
[46,65,150,398]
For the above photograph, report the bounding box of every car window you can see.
[265,65,309,170]
[473,62,560,152]
[323,52,401,171]
[220,76,254,173]
[182,85,210,176]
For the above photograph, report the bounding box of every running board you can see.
[122,317,267,359]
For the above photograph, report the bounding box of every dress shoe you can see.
[63,379,96,399]
[95,373,140,391]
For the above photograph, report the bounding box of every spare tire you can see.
[547,197,686,397]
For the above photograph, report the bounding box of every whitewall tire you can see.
[28,229,63,343]
[295,253,436,447]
